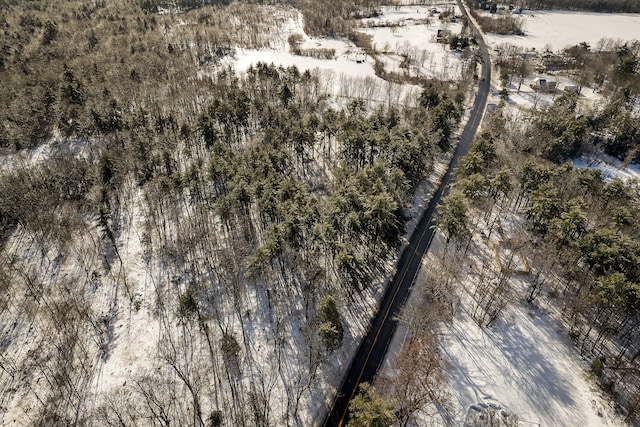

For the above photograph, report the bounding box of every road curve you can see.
[322,2,491,426]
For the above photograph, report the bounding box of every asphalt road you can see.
[322,3,491,426]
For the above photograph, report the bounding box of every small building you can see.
[530,77,557,93]
[355,51,366,63]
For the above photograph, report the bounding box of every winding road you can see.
[322,1,491,425]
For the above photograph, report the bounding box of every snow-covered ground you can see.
[376,5,639,424]
[0,3,473,425]
[358,3,465,80]
[3,2,638,425]
[487,74,604,113]
[235,48,373,79]
[478,7,640,195]
[477,9,639,113]
[441,287,621,426]
[482,10,640,52]
[571,153,640,183]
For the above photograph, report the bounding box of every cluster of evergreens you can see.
[521,88,640,163]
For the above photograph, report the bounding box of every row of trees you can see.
[469,10,524,35]
[475,0,640,13]
[525,0,640,13]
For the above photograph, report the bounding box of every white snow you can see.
[487,75,604,116]
[442,301,619,426]
[5,2,638,426]
[359,5,467,80]
[482,10,640,52]
[359,23,467,80]
[571,153,640,183]
[361,5,460,25]
[377,5,637,427]
[0,136,89,172]
[93,184,160,395]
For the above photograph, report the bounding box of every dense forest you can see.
[137,0,386,36]
[0,0,467,425]
[474,0,640,13]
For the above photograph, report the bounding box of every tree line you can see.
[525,0,640,13]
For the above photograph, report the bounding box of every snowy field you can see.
[482,10,640,52]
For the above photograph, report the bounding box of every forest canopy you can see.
[0,0,467,424]
[524,0,640,13]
